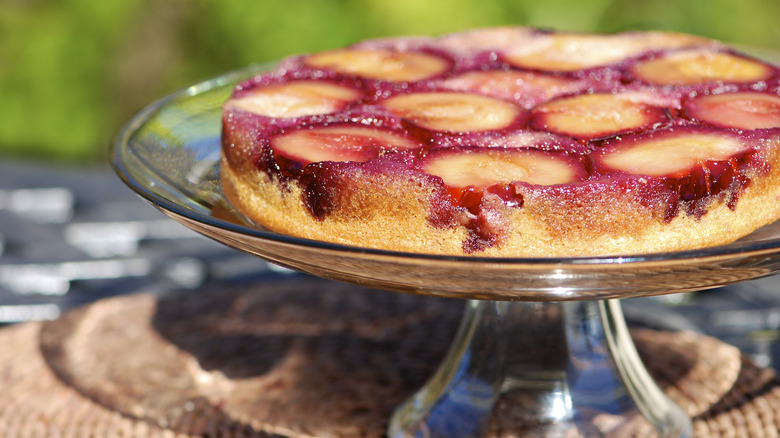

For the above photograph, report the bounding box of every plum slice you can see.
[225,80,363,118]
[530,91,673,140]
[631,49,774,86]
[380,91,524,133]
[303,48,450,82]
[595,129,756,214]
[437,70,590,109]
[597,130,750,178]
[502,31,713,72]
[270,124,422,166]
[684,92,780,130]
[435,27,537,56]
[423,147,585,190]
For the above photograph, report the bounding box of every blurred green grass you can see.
[1,0,778,163]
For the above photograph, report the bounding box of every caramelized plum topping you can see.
[380,91,525,133]
[225,79,363,118]
[270,124,422,167]
[530,91,673,140]
[435,27,538,57]
[502,31,711,72]
[422,147,585,191]
[304,48,451,82]
[631,50,774,86]
[597,130,751,178]
[684,92,780,130]
[437,70,590,109]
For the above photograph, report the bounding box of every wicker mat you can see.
[1,277,779,437]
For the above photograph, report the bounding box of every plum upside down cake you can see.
[221,27,780,257]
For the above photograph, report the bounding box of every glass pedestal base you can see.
[389,299,692,437]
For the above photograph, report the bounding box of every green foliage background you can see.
[1,0,778,163]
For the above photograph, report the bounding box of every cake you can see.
[220,27,780,257]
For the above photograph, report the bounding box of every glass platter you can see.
[112,51,780,437]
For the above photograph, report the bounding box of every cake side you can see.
[221,135,780,257]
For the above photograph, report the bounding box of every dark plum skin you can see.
[223,28,780,253]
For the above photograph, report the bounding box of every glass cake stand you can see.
[112,63,780,438]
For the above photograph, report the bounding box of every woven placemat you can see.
[1,277,779,437]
